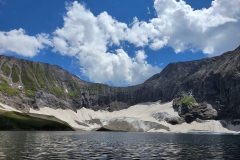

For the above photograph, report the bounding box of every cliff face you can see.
[145,46,240,119]
[98,45,240,119]
[0,55,136,112]
[0,46,240,119]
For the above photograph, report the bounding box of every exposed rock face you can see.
[141,46,240,119]
[151,112,184,125]
[96,120,141,132]
[0,45,240,121]
[96,119,170,132]
[172,94,218,123]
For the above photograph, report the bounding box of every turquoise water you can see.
[0,131,240,159]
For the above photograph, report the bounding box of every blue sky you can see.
[0,0,239,86]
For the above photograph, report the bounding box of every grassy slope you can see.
[0,109,74,131]
[0,77,19,96]
[0,57,109,99]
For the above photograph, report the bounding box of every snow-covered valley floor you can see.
[1,101,240,133]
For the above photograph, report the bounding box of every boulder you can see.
[152,112,184,125]
[173,94,218,123]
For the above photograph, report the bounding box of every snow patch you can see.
[0,102,21,112]
[65,89,68,93]
[18,86,22,89]
[29,101,240,133]
[1,99,237,133]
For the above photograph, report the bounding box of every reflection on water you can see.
[0,131,240,159]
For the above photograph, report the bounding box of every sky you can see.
[0,0,239,86]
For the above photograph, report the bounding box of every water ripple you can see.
[0,132,240,159]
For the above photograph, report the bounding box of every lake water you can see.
[0,132,240,159]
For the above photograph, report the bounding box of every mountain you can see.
[142,45,240,120]
[0,45,240,122]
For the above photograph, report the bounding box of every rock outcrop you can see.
[151,112,184,125]
[173,94,218,123]
[96,119,170,132]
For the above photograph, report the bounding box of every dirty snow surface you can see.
[26,101,239,133]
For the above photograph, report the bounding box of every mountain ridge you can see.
[0,45,240,120]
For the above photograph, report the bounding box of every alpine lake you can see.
[0,131,240,159]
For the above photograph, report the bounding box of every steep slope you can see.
[0,109,73,131]
[0,55,149,112]
[142,46,240,119]
[0,45,240,120]
[0,56,115,111]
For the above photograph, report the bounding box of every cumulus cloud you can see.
[52,0,240,85]
[1,0,239,85]
[78,49,160,85]
[150,0,240,55]
[150,36,169,50]
[54,0,240,56]
[0,28,51,57]
[149,0,240,55]
[52,2,161,85]
[118,0,240,55]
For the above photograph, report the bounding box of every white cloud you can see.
[150,0,240,55]
[78,49,160,85]
[150,36,169,50]
[1,0,239,85]
[52,0,240,85]
[97,11,127,46]
[52,2,161,85]
[0,28,51,57]
[90,0,239,55]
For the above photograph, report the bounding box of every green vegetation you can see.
[25,90,35,97]
[0,76,7,83]
[53,86,63,97]
[11,64,20,83]
[21,63,39,96]
[21,65,39,90]
[66,82,82,98]
[0,110,73,131]
[35,64,47,88]
[68,82,80,92]
[68,91,79,98]
[0,77,19,96]
[45,67,54,86]
[182,96,196,105]
[173,94,196,106]
[43,66,65,97]
[29,61,37,71]
[1,63,11,76]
